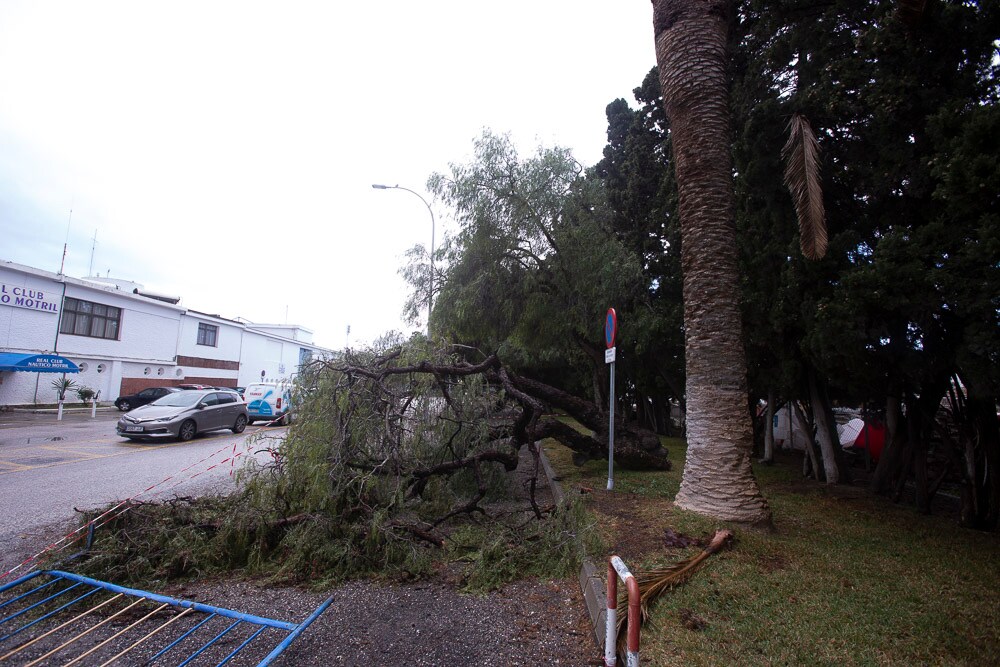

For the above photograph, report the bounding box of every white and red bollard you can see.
[606,555,640,667]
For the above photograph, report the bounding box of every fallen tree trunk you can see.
[331,348,671,473]
[503,373,671,470]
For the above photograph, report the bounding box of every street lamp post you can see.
[372,184,436,335]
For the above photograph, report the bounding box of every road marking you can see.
[38,444,107,457]
[0,433,254,475]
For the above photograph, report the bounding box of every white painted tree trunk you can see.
[762,389,775,463]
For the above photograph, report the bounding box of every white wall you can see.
[246,324,314,344]
[176,315,243,362]
[1,261,333,405]
[59,284,182,363]
[237,331,326,386]
[0,263,185,404]
[68,357,118,402]
[0,265,62,352]
[57,283,185,400]
[238,334,283,385]
[0,370,55,405]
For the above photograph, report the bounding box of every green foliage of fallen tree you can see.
[76,337,601,590]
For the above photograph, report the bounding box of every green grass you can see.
[544,437,1000,666]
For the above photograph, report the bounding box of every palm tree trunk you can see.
[653,0,770,524]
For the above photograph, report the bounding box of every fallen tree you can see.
[325,344,670,468]
[76,339,664,586]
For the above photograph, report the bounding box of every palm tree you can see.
[652,0,771,523]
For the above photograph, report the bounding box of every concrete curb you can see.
[537,445,608,654]
[7,406,118,414]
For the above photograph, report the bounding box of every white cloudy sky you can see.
[0,0,656,349]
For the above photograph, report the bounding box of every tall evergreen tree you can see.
[593,67,687,428]
[732,0,999,521]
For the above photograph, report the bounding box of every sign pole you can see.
[605,308,618,491]
[608,357,615,491]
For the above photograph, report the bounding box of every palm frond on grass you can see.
[616,529,733,650]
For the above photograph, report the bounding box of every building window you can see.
[59,297,121,340]
[197,322,218,347]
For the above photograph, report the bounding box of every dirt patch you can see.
[0,571,598,666]
[581,488,679,563]
[166,575,598,667]
[758,553,788,573]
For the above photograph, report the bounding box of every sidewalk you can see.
[0,405,120,427]
[3,403,117,414]
[537,446,606,655]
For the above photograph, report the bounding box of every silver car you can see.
[116,389,249,442]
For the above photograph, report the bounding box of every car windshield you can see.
[150,391,204,408]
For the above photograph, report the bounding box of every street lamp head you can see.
[370,182,436,337]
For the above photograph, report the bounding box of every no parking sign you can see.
[605,308,617,348]
[605,308,617,363]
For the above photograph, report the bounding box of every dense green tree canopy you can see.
[729,0,999,521]
[733,0,999,407]
[405,0,998,524]
[422,131,651,395]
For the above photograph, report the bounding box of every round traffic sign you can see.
[605,308,617,349]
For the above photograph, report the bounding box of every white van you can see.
[244,382,293,425]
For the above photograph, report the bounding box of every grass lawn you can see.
[544,437,1000,666]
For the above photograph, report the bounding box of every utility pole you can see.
[87,229,98,276]
[59,208,73,275]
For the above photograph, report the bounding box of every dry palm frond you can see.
[782,114,828,260]
[615,529,733,649]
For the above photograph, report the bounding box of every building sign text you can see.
[0,284,60,314]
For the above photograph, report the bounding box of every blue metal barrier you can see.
[0,570,331,666]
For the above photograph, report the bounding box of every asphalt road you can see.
[0,411,600,665]
[0,408,282,578]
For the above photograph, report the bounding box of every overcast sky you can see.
[0,1,656,349]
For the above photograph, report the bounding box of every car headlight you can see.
[153,416,177,423]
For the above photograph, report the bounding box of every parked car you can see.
[177,383,211,390]
[244,382,293,425]
[116,389,249,442]
[115,386,182,412]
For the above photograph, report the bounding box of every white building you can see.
[0,259,333,406]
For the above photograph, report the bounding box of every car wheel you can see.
[178,420,197,442]
[118,400,131,412]
[232,414,247,434]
